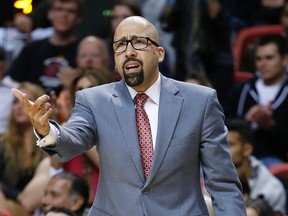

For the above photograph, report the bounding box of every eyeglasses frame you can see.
[112,36,159,54]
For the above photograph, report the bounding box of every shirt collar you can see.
[126,73,161,105]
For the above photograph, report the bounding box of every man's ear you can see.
[70,195,85,212]
[243,142,253,157]
[157,47,165,63]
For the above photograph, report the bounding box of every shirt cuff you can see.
[35,123,59,147]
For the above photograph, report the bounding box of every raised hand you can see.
[11,88,53,137]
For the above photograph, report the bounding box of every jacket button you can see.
[142,188,150,194]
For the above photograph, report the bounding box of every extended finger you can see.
[11,88,33,109]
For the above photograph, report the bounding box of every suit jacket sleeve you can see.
[200,89,246,215]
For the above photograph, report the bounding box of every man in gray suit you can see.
[12,16,246,215]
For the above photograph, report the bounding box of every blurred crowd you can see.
[0,0,288,215]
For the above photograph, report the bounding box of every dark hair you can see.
[225,118,253,144]
[256,34,288,57]
[51,172,89,215]
[48,0,85,17]
[45,207,77,216]
[113,0,142,17]
[245,197,275,216]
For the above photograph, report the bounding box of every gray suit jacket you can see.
[45,75,246,216]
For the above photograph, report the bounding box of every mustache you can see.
[123,58,143,68]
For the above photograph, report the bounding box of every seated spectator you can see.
[226,118,286,214]
[226,34,288,167]
[36,172,89,216]
[0,82,51,214]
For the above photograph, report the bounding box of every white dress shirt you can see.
[126,74,161,149]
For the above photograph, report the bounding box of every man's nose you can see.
[125,42,137,57]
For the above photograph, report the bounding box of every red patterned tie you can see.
[135,93,154,179]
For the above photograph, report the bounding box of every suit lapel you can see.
[145,76,183,185]
[111,81,145,181]
[111,77,183,184]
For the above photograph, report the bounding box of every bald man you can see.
[76,36,109,69]
[57,35,110,89]
[12,16,246,216]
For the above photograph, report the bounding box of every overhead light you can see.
[14,0,33,14]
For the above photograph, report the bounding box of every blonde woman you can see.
[0,82,51,215]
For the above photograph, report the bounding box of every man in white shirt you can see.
[227,34,288,167]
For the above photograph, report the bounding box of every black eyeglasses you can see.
[112,36,159,54]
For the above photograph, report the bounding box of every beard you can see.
[123,70,144,86]
[122,58,144,86]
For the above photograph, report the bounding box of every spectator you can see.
[0,82,51,214]
[36,172,89,216]
[57,35,110,93]
[76,36,110,70]
[226,118,286,214]
[6,0,84,95]
[226,34,288,167]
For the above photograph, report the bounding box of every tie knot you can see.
[134,93,149,107]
